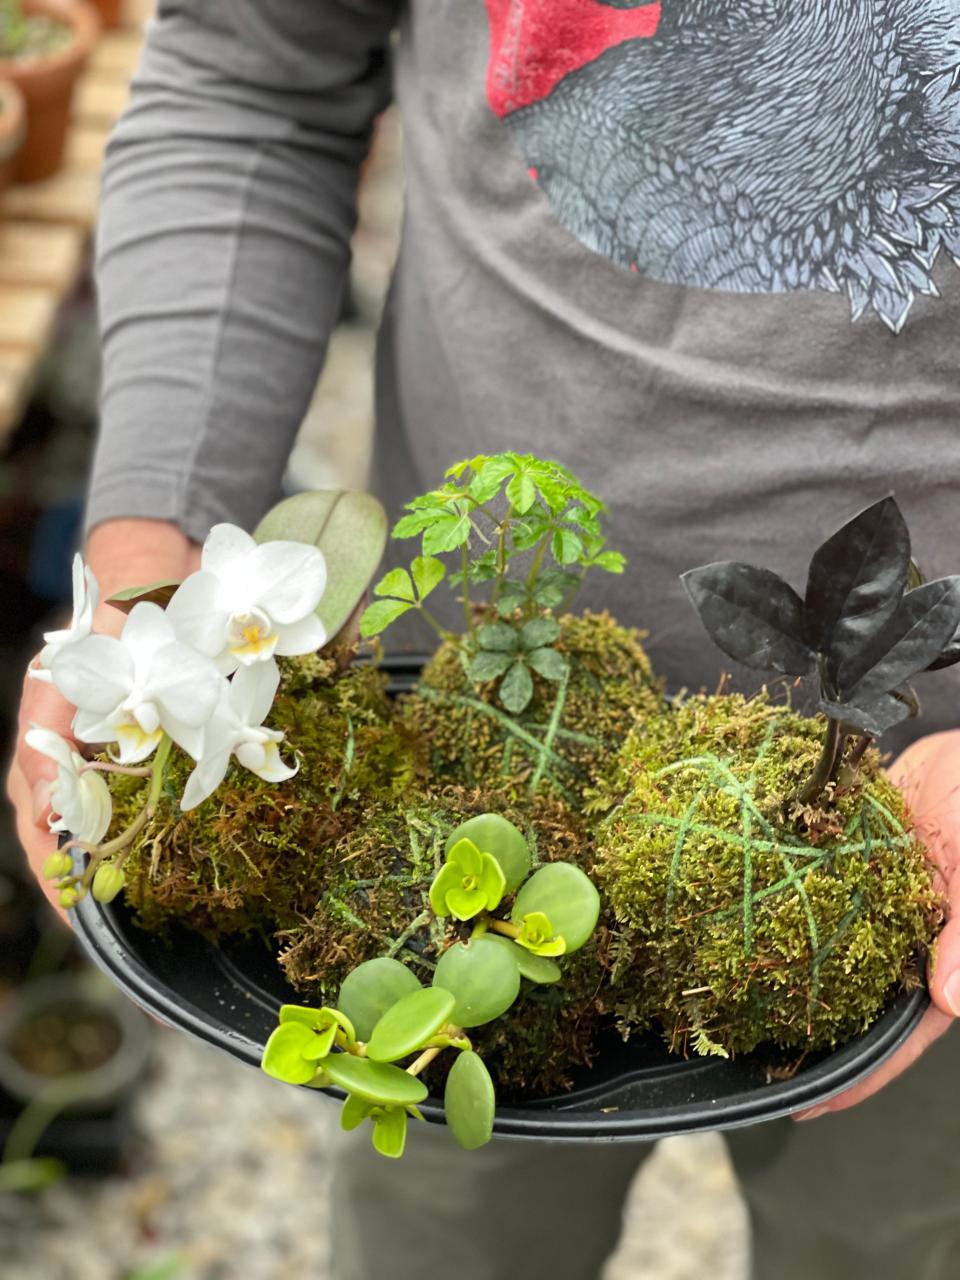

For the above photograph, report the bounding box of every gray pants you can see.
[330,1023,960,1280]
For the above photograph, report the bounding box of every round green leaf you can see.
[499,660,534,713]
[519,617,561,649]
[279,1005,356,1045]
[511,863,600,953]
[367,987,456,1063]
[526,646,568,682]
[373,567,415,602]
[359,598,412,638]
[486,933,561,984]
[323,1054,428,1107]
[340,1093,373,1132]
[445,814,531,893]
[469,650,513,683]
[445,1051,495,1151]
[261,1023,319,1085]
[338,958,421,1042]
[372,1106,409,1159]
[432,938,520,1027]
[477,622,519,652]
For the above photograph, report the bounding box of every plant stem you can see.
[81,761,153,777]
[81,736,173,887]
[847,733,873,773]
[415,604,456,644]
[488,919,521,939]
[460,543,474,639]
[796,717,842,808]
[406,1045,444,1077]
[525,528,553,601]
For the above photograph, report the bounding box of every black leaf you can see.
[820,688,915,737]
[926,627,960,671]
[804,497,910,668]
[681,562,816,676]
[838,576,960,701]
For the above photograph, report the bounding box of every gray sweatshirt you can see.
[90,0,960,737]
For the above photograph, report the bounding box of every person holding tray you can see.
[10,2,960,1277]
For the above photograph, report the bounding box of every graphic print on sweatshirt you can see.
[484,0,960,333]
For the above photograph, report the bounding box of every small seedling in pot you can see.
[681,497,960,807]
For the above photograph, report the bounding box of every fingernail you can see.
[795,1105,828,1122]
[32,779,51,826]
[943,971,960,1017]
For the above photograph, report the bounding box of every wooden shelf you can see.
[0,0,149,442]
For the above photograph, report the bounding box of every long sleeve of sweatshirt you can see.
[88,0,398,542]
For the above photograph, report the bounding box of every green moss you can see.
[594,693,941,1056]
[110,655,424,938]
[397,611,663,802]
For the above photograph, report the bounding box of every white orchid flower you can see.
[30,553,100,684]
[25,727,112,846]
[180,659,297,811]
[50,601,225,764]
[166,524,327,674]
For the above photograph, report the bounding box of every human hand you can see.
[795,729,960,1120]
[7,519,200,917]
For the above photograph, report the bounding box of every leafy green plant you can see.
[259,813,600,1157]
[0,0,70,59]
[682,497,960,807]
[360,453,625,712]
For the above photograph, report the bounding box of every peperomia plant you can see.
[359,453,625,712]
[260,813,600,1158]
[681,497,960,807]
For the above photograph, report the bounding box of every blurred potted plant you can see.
[0,77,24,193]
[0,0,98,183]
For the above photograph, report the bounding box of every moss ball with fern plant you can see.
[594,693,940,1058]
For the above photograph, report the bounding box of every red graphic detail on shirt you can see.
[484,0,661,117]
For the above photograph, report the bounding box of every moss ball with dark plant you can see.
[398,610,663,803]
[110,655,424,938]
[593,693,940,1058]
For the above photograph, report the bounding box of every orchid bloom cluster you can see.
[27,525,328,908]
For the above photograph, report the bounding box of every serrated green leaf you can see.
[469,456,515,503]
[445,1051,496,1151]
[476,621,520,651]
[338,958,421,1041]
[392,509,442,539]
[519,617,561,649]
[422,510,473,555]
[359,598,413,638]
[373,568,415,602]
[469,650,514,683]
[495,582,528,616]
[506,471,537,514]
[323,1055,428,1107]
[367,987,456,1063]
[511,863,600,954]
[591,550,626,574]
[526,646,568,681]
[511,514,549,550]
[533,570,578,607]
[411,555,446,600]
[552,528,584,565]
[499,661,534,713]
[432,937,521,1027]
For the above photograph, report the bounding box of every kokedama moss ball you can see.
[594,694,940,1057]
[397,611,663,801]
[112,655,424,938]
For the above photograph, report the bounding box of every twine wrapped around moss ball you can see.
[594,694,941,1058]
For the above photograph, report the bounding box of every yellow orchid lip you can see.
[227,611,279,661]
[113,718,163,758]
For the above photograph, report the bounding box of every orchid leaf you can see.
[107,580,181,614]
[432,938,521,1027]
[338,958,421,1042]
[254,489,387,642]
[445,1051,496,1151]
[804,497,911,662]
[681,562,816,677]
[323,1055,428,1107]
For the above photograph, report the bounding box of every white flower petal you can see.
[229,661,280,727]
[234,740,266,772]
[239,739,298,785]
[160,712,206,761]
[25,727,75,771]
[112,721,164,764]
[273,613,327,658]
[122,603,177,683]
[75,770,112,844]
[51,636,133,712]
[27,667,54,684]
[248,542,327,624]
[132,701,161,735]
[180,748,232,811]
[166,572,230,657]
[141,643,224,727]
[202,524,257,582]
[72,708,120,745]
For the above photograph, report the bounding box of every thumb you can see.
[930,902,960,1019]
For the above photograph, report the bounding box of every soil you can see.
[8,1003,121,1077]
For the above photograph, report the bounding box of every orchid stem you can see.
[81,735,173,887]
[81,761,152,778]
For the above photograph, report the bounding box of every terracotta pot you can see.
[0,0,99,184]
[0,79,26,193]
[88,0,122,31]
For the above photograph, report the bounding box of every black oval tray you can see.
[69,654,930,1140]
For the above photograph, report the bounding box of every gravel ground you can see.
[1,1029,748,1280]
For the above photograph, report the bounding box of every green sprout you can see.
[258,812,602,1160]
[429,837,506,921]
[359,453,625,716]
